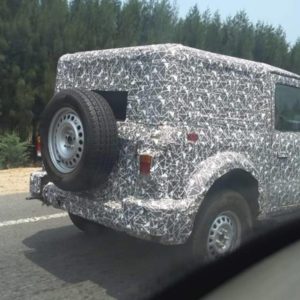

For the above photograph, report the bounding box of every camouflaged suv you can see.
[29,44,300,260]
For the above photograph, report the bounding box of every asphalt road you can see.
[2,193,299,300]
[0,193,190,300]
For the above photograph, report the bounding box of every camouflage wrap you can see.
[30,44,300,244]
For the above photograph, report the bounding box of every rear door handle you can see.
[277,151,289,159]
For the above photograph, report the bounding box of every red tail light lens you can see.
[139,154,152,175]
[187,132,198,142]
[36,135,42,157]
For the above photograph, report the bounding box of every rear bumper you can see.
[29,170,48,198]
[29,171,197,245]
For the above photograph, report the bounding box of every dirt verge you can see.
[0,167,40,195]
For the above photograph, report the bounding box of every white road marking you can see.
[0,212,68,228]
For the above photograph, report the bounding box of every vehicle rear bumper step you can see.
[29,171,196,245]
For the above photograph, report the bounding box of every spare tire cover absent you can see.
[40,88,119,191]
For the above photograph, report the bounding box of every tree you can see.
[221,11,254,59]
[0,0,299,142]
[177,5,204,49]
[254,22,289,68]
[146,0,177,43]
[289,39,300,74]
[117,0,143,46]
[203,11,222,53]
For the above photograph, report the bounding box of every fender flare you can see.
[185,151,265,214]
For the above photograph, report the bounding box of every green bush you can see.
[0,133,30,169]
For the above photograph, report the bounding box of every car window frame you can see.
[274,82,300,133]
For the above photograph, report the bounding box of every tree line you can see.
[0,0,299,140]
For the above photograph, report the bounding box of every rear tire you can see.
[69,213,104,234]
[190,190,253,263]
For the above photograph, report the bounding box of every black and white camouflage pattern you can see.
[30,44,300,244]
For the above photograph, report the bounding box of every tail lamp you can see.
[36,135,42,157]
[139,154,153,175]
[187,132,199,142]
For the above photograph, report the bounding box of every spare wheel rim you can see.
[48,107,85,173]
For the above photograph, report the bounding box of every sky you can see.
[175,0,300,46]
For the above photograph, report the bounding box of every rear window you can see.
[275,84,300,131]
[93,90,128,121]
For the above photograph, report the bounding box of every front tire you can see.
[190,190,253,262]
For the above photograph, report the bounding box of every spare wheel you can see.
[40,88,118,191]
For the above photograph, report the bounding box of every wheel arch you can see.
[201,169,259,219]
[186,152,265,221]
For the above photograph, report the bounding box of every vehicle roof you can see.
[61,43,300,80]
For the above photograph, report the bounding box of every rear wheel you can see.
[69,213,104,234]
[190,190,253,262]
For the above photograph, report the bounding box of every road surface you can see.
[0,193,188,300]
[1,192,297,300]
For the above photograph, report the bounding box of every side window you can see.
[275,84,300,132]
